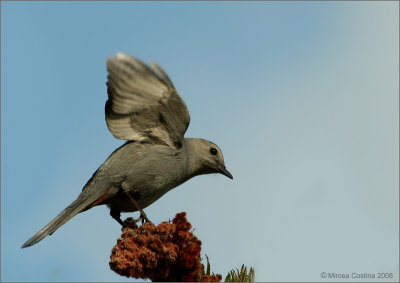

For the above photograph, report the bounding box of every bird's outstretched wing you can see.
[106,53,190,148]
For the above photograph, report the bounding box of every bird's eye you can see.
[210,147,218,155]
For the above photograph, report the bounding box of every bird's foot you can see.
[133,210,150,224]
[127,192,151,224]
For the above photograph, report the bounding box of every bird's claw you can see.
[134,211,150,224]
[127,192,151,224]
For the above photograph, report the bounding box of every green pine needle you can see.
[224,264,255,282]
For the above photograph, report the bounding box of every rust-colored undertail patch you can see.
[82,187,113,212]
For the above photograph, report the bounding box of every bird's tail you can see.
[21,195,91,248]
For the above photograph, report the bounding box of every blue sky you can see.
[1,1,399,282]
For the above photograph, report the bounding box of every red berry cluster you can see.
[109,212,222,282]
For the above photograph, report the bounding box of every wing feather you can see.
[105,53,190,147]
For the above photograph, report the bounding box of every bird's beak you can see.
[218,164,233,179]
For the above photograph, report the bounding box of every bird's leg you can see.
[126,192,151,223]
[110,209,126,227]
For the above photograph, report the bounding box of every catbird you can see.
[22,53,232,248]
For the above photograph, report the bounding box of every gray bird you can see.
[22,53,232,248]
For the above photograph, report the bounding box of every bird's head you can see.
[186,138,233,179]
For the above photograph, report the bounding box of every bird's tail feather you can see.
[21,195,90,248]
